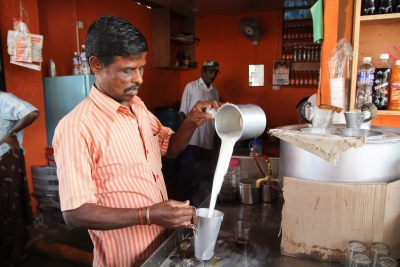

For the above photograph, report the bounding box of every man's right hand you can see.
[150,200,196,229]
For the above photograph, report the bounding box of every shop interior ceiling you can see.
[133,0,284,18]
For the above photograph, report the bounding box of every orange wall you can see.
[181,12,317,129]
[0,0,48,214]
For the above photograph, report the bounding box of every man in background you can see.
[0,92,41,267]
[177,60,220,207]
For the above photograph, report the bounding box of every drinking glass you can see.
[376,255,399,267]
[371,242,390,267]
[346,240,367,267]
[234,221,251,252]
[351,252,371,267]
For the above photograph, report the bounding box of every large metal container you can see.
[279,124,400,183]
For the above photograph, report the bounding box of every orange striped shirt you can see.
[53,86,173,267]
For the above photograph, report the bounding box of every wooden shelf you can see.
[161,66,196,70]
[152,7,196,69]
[281,85,318,88]
[359,13,400,25]
[283,38,314,42]
[290,60,320,63]
[170,38,196,46]
[349,0,400,116]
[377,110,400,115]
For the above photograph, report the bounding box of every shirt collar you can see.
[199,78,214,92]
[89,85,144,120]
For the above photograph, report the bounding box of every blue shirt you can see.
[0,92,38,156]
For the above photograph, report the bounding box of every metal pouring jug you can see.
[208,104,266,141]
[297,102,343,128]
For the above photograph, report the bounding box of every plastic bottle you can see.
[355,57,375,109]
[249,138,263,156]
[72,52,80,75]
[388,60,400,111]
[361,0,375,15]
[218,159,240,202]
[372,53,392,110]
[377,0,393,13]
[80,45,91,75]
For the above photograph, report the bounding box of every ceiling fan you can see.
[238,16,265,45]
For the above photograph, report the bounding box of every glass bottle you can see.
[293,43,298,61]
[295,71,300,85]
[299,71,304,85]
[183,54,191,67]
[290,71,295,85]
[304,71,309,85]
[288,44,293,60]
[299,25,304,39]
[282,44,286,60]
[298,46,303,61]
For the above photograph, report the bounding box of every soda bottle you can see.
[361,0,375,15]
[388,60,400,111]
[72,52,80,75]
[377,0,393,13]
[355,57,375,109]
[80,44,90,75]
[395,0,400,12]
[372,54,391,110]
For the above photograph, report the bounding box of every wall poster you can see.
[273,60,289,85]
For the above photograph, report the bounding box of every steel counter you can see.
[141,195,341,267]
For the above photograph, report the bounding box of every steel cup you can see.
[193,208,224,261]
[344,111,364,128]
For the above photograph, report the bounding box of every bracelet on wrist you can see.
[146,206,151,226]
[137,207,144,225]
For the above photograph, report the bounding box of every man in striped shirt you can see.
[53,15,220,267]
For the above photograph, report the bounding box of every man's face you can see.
[201,69,218,86]
[92,52,147,106]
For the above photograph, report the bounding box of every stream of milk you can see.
[207,133,240,218]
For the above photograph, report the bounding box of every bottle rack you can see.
[282,2,320,88]
[288,70,320,86]
[349,0,400,115]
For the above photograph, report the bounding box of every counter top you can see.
[141,196,341,267]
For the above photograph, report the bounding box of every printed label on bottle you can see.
[390,82,400,103]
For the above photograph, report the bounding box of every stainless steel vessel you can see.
[279,124,400,183]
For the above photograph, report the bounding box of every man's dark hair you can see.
[85,14,148,67]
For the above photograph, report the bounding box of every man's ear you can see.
[89,56,102,74]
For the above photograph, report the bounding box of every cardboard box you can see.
[280,177,400,263]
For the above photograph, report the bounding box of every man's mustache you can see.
[125,84,141,91]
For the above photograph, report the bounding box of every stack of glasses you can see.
[346,240,398,267]
[218,159,240,202]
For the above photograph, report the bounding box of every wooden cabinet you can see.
[350,1,400,115]
[282,3,320,87]
[151,7,197,69]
